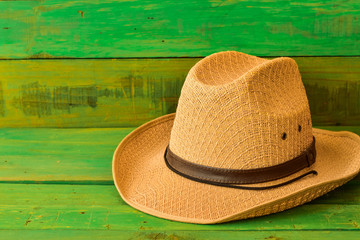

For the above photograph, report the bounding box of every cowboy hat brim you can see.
[112,113,360,224]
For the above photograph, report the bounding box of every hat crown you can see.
[169,51,313,170]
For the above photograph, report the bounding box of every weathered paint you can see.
[0,58,191,127]
[0,57,359,127]
[295,57,360,126]
[0,81,5,116]
[0,0,359,58]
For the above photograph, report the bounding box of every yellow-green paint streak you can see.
[0,58,193,127]
[0,57,359,127]
[0,0,359,58]
[0,81,5,116]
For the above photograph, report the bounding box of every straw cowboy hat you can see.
[112,51,360,224]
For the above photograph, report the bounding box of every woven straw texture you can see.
[170,51,312,169]
[113,51,360,224]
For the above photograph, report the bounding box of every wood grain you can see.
[0,0,359,58]
[0,183,359,230]
[0,57,359,127]
[0,126,359,183]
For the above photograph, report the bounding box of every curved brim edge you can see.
[112,113,360,224]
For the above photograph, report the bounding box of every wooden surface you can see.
[0,126,359,239]
[0,0,359,58]
[0,57,359,127]
[1,0,359,239]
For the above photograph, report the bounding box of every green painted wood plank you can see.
[0,230,360,240]
[0,0,359,58]
[295,57,360,126]
[0,57,359,127]
[0,58,190,128]
[2,204,356,230]
[1,182,359,207]
[0,183,359,230]
[0,128,133,182]
[1,126,359,182]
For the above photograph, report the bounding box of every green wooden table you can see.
[0,0,359,239]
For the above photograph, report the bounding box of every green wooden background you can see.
[0,0,359,239]
[0,0,359,127]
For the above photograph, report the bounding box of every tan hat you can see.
[112,51,360,224]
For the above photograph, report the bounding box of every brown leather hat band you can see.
[164,137,316,185]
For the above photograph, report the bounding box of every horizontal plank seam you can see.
[0,125,358,129]
[0,229,358,232]
[1,55,360,61]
